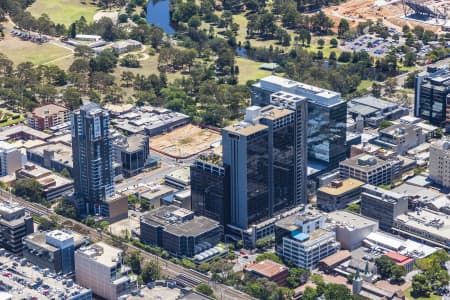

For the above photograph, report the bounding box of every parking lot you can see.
[340,31,402,57]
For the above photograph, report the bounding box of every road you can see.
[0,190,254,300]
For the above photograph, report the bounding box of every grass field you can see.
[357,80,373,92]
[28,0,98,25]
[0,32,72,66]
[236,57,273,84]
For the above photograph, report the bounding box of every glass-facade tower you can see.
[71,102,114,215]
[251,75,347,170]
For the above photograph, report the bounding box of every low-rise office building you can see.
[275,209,340,270]
[140,206,221,258]
[361,184,409,231]
[393,208,450,250]
[0,201,34,253]
[339,154,401,186]
[17,163,73,201]
[317,178,364,212]
[373,123,425,155]
[75,242,137,300]
[27,142,73,175]
[23,230,88,275]
[113,134,151,178]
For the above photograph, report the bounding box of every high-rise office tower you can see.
[414,67,450,132]
[222,102,307,230]
[222,111,270,230]
[251,75,347,170]
[71,103,114,215]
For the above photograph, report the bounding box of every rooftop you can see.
[318,178,364,196]
[351,95,397,110]
[327,210,378,230]
[394,209,450,242]
[259,105,294,120]
[431,139,450,152]
[223,122,268,136]
[348,104,379,116]
[30,104,68,118]
[76,242,122,268]
[114,134,148,153]
[0,125,51,141]
[0,141,17,151]
[340,154,392,171]
[245,260,288,278]
[141,205,220,237]
[27,142,73,168]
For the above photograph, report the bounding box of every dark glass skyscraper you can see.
[414,67,450,132]
[71,103,114,215]
[222,103,307,230]
[251,75,347,170]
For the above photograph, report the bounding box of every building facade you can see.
[414,67,450,132]
[251,75,347,170]
[75,242,137,300]
[0,202,34,253]
[361,184,409,231]
[28,104,70,131]
[71,103,115,215]
[140,206,221,258]
[190,155,228,225]
[429,140,450,189]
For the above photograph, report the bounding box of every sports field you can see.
[28,0,98,25]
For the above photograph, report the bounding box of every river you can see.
[146,0,175,35]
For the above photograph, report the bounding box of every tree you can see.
[74,45,94,59]
[372,82,382,97]
[375,256,395,279]
[412,274,431,297]
[338,19,350,38]
[141,260,160,283]
[195,283,215,297]
[14,178,43,203]
[385,77,397,95]
[330,38,338,48]
[379,120,394,130]
[255,253,283,264]
[54,199,77,219]
[63,87,82,110]
[324,283,352,300]
[346,202,360,213]
[121,71,134,87]
[287,267,310,288]
[317,39,325,48]
[125,250,142,274]
[302,286,318,300]
[390,265,406,282]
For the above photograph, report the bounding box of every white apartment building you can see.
[429,140,450,189]
[275,209,340,270]
[0,141,22,176]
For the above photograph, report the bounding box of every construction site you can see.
[150,124,222,158]
[323,0,450,33]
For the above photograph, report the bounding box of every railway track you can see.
[0,191,255,300]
